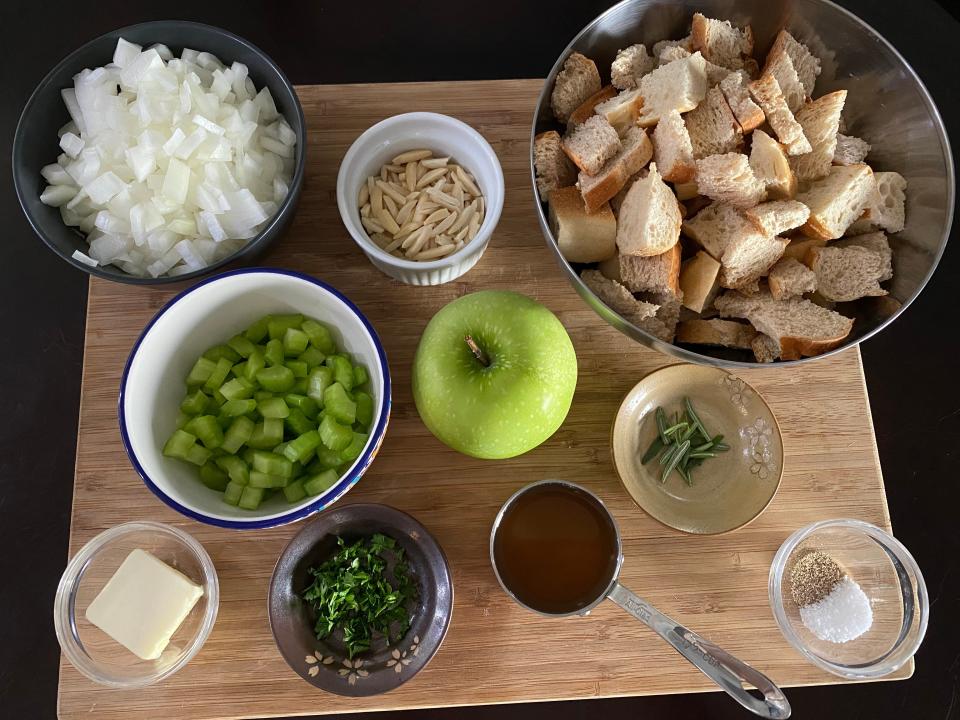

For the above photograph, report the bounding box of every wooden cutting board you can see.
[58,79,910,720]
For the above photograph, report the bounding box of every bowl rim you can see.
[767,517,930,678]
[117,267,392,529]
[529,0,955,368]
[267,502,454,696]
[53,520,220,688]
[335,111,505,271]
[610,363,784,534]
[12,19,307,286]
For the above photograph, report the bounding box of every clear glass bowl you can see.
[54,521,219,687]
[769,519,928,678]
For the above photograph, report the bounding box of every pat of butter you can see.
[85,548,204,661]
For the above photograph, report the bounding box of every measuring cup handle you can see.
[608,582,791,719]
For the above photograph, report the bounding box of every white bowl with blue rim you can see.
[119,268,391,529]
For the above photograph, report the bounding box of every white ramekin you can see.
[336,112,504,286]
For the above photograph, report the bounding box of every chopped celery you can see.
[203,357,234,393]
[200,462,230,491]
[203,344,241,363]
[264,338,284,366]
[180,390,210,415]
[307,366,333,403]
[323,382,357,424]
[247,418,284,449]
[185,443,212,466]
[243,348,266,382]
[340,432,368,463]
[301,319,335,354]
[252,450,293,478]
[238,486,265,509]
[244,315,271,343]
[220,376,254,400]
[286,360,308,378]
[354,391,374,428]
[249,470,288,489]
[298,346,325,368]
[285,408,314,436]
[254,390,274,402]
[353,365,369,387]
[304,469,338,496]
[268,314,305,340]
[175,411,191,429]
[212,389,227,406]
[327,355,354,391]
[319,414,353,451]
[232,361,248,378]
[227,334,256,358]
[163,429,197,458]
[215,455,249,485]
[311,445,343,470]
[256,366,295,392]
[292,378,308,394]
[290,460,305,478]
[283,479,307,503]
[222,416,254,454]
[282,430,321,463]
[284,394,318,418]
[220,399,257,418]
[192,415,223,449]
[223,480,244,506]
[283,327,309,356]
[258,396,290,418]
[186,356,217,388]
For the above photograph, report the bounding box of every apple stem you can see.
[464,335,491,368]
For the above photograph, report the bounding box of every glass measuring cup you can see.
[489,480,790,719]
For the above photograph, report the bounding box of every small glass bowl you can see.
[54,521,219,688]
[769,519,928,679]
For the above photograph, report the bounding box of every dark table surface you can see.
[1,1,958,718]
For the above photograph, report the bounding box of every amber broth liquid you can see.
[493,483,620,614]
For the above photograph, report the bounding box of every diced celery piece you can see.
[290,460,305,478]
[268,314,304,340]
[323,383,357,424]
[319,414,353,451]
[192,415,223,448]
[254,390,274,402]
[327,355,354,391]
[200,462,229,491]
[212,389,227,406]
[185,443,212,466]
[182,416,201,435]
[311,445,343,470]
[298,346,325,368]
[203,357,234,393]
[175,411,191,429]
[258,396,290,418]
[354,391,374,428]
[220,399,257,418]
[256,366,295,392]
[285,408,314,436]
[241,447,257,466]
[301,319,336,354]
[220,376,254,400]
[292,378,308,394]
[223,480,244,506]
[304,469,338,496]
[264,338,284,366]
[238,485,265,509]
[232,361,248,378]
[286,360,308,378]
[247,417,284,449]
[186,356,217,388]
[218,414,234,430]
[284,394,318,419]
[353,365,369,387]
[215,455,250,485]
[163,429,197,458]
[243,348,266,382]
[203,344,241,363]
[340,432,368,463]
[283,327,309,356]
[227,334,256,358]
[180,389,210,415]
[252,451,293,478]
[244,315,271,343]
[307,366,333,404]
[282,430,321,463]
[283,479,307,503]
[249,470,288,488]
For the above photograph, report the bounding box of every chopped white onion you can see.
[42,37,296,277]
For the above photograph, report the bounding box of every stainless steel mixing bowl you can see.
[531,0,954,367]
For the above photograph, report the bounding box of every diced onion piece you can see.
[161,158,191,204]
[59,132,84,159]
[72,249,99,267]
[42,163,74,186]
[113,38,142,68]
[41,184,78,207]
[147,43,173,62]
[85,172,126,205]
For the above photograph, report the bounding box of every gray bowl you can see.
[532,0,954,367]
[12,20,306,285]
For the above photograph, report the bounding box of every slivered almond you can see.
[360,203,371,217]
[415,243,457,260]
[374,208,400,235]
[415,167,448,189]
[361,216,384,234]
[376,180,408,206]
[434,211,458,235]
[421,156,450,169]
[392,149,432,164]
[396,199,417,227]
[371,184,383,213]
[405,162,417,191]
[358,184,369,206]
[423,208,450,225]
[383,194,398,217]
[456,166,481,196]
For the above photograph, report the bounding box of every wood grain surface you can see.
[58,79,910,720]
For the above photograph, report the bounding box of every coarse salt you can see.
[799,575,873,643]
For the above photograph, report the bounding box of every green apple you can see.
[412,290,577,459]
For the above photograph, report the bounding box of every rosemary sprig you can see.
[639,397,730,485]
